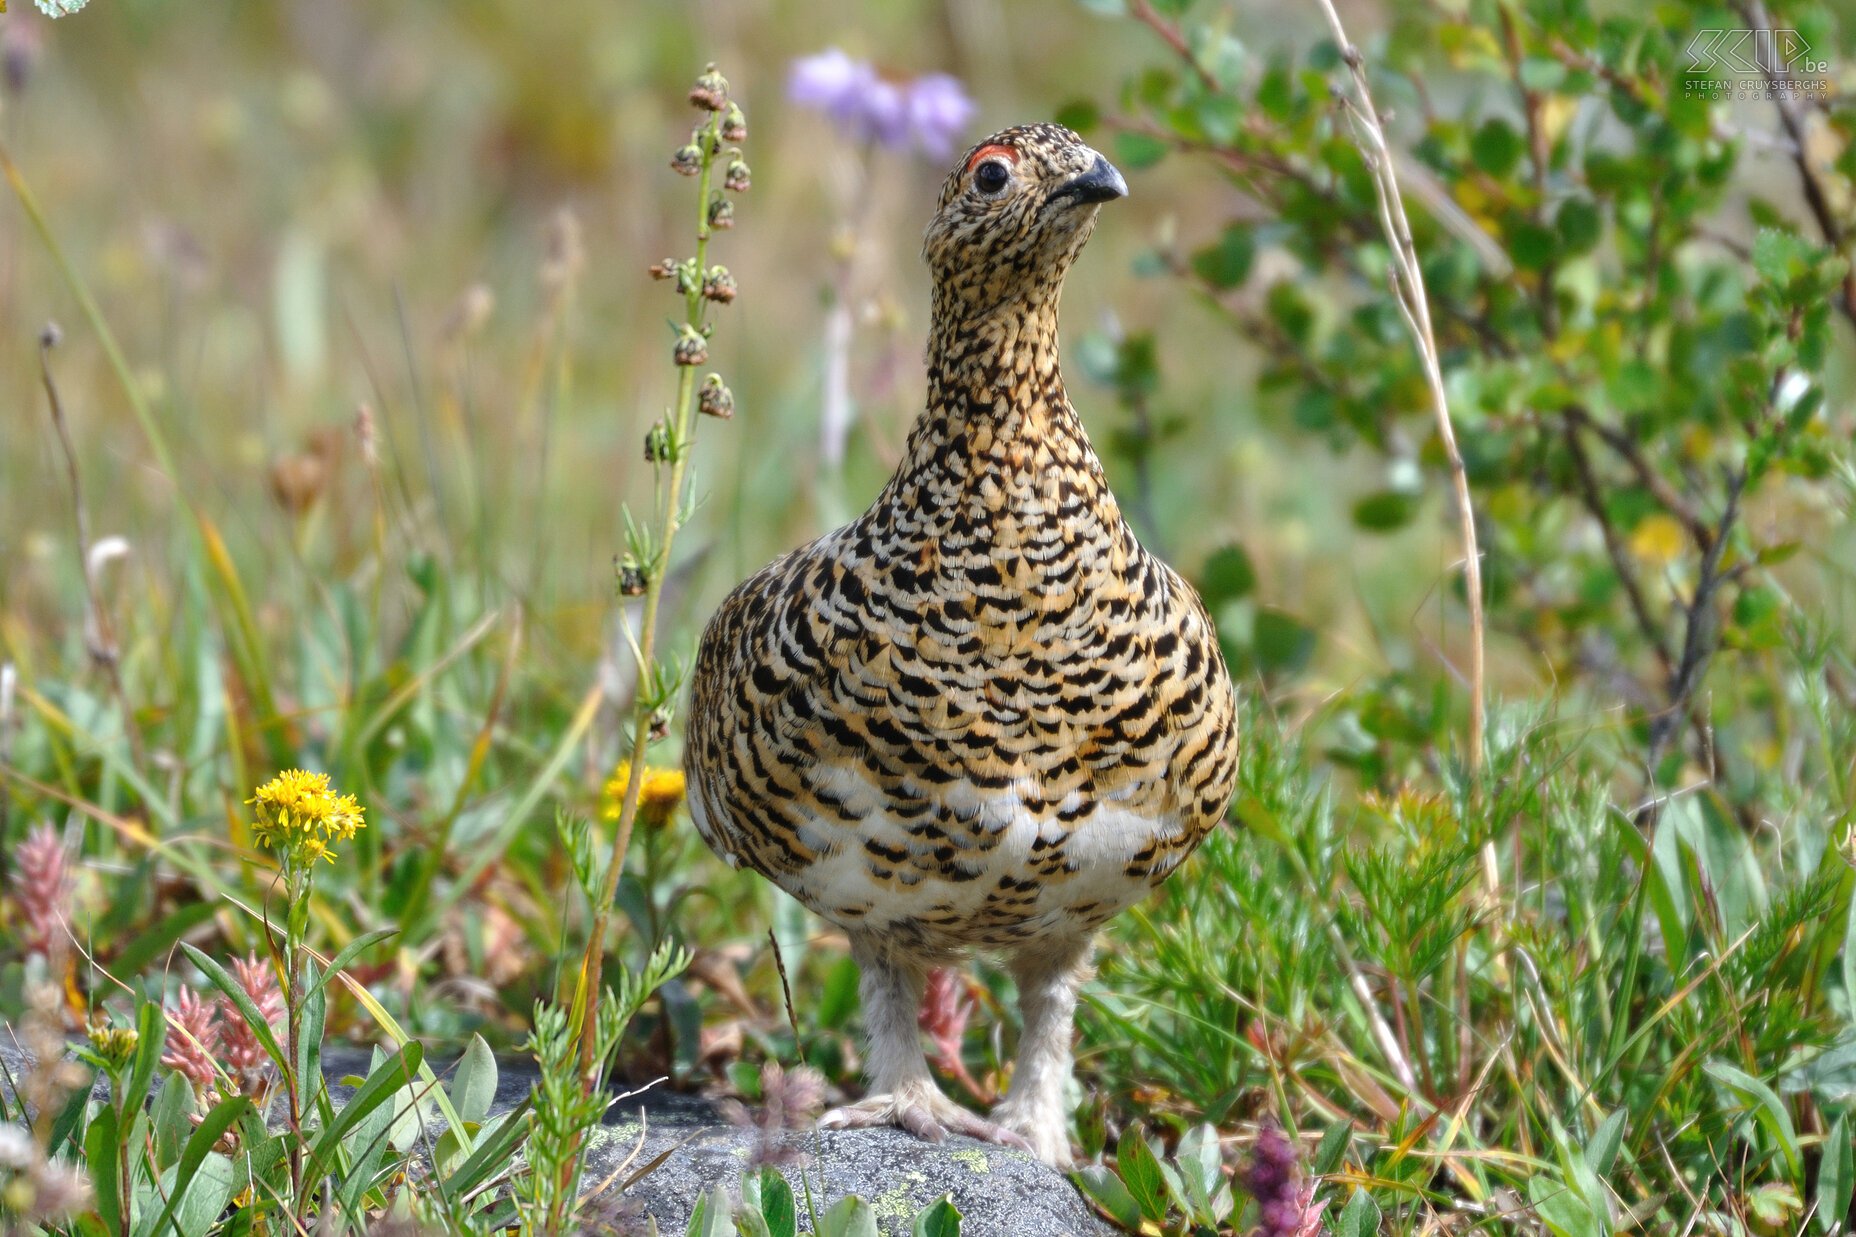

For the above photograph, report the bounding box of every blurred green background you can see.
[0,0,1471,707]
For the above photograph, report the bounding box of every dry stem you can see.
[1308,3,1486,780]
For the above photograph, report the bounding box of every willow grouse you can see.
[686,123,1240,1168]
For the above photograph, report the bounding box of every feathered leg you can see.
[992,935,1092,1168]
[819,933,1030,1152]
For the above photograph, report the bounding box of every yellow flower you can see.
[248,769,366,865]
[1628,514,1687,567]
[602,762,686,827]
[86,1020,139,1070]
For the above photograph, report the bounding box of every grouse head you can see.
[922,123,1127,322]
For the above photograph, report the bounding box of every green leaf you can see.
[1556,198,1602,254]
[1746,1182,1801,1228]
[816,1196,879,1237]
[1253,609,1316,676]
[1509,219,1558,271]
[1117,1127,1168,1222]
[431,1120,480,1177]
[305,1042,424,1185]
[1176,1123,1223,1205]
[141,1097,248,1237]
[1200,545,1256,607]
[339,1045,398,1218]
[47,1067,95,1157]
[1753,228,1815,285]
[150,1074,193,1172]
[817,956,862,1031]
[1351,490,1417,531]
[1519,55,1568,91]
[1191,224,1255,289]
[181,943,286,1073]
[1055,99,1101,134]
[1471,118,1522,176]
[1074,1164,1142,1230]
[440,1098,531,1198]
[85,1104,123,1236]
[1113,132,1169,171]
[1529,1176,1601,1237]
[757,1166,798,1237]
[1816,1113,1852,1234]
[1703,1059,1801,1183]
[449,1033,497,1127]
[1311,1121,1351,1176]
[159,1153,234,1237]
[699,1183,736,1237]
[296,961,326,1122]
[911,1194,962,1237]
[1333,1186,1380,1237]
[1583,1109,1625,1179]
[123,1000,167,1119]
[684,1189,713,1237]
[1844,884,1856,1029]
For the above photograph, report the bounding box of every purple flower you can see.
[787,48,868,117]
[1240,1124,1328,1237]
[787,48,975,160]
[906,74,977,159]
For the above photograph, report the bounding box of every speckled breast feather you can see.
[686,123,1239,956]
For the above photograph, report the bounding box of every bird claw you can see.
[990,1099,1075,1170]
[819,1085,1033,1155]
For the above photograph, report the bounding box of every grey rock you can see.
[1,1044,1114,1236]
[586,1088,1116,1237]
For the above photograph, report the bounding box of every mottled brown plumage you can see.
[685,124,1240,1166]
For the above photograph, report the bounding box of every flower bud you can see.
[699,374,735,420]
[673,326,709,367]
[87,1020,139,1071]
[689,65,729,112]
[670,143,703,177]
[702,266,737,304]
[721,102,747,143]
[648,258,680,281]
[644,421,673,463]
[724,158,751,193]
[707,195,736,230]
[617,557,648,597]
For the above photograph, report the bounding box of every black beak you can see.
[1055,154,1129,206]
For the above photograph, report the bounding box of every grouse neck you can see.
[920,293,1074,433]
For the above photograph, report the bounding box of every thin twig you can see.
[1736,0,1856,324]
[1561,414,1675,678]
[39,323,145,775]
[1650,468,1745,766]
[1309,1,1487,781]
[1126,0,1218,92]
[1565,406,1713,549]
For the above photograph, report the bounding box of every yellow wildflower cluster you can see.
[248,769,366,865]
[602,762,687,828]
[85,1020,139,1071]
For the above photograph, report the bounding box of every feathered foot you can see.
[821,1080,1032,1151]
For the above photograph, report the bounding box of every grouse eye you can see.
[973,160,1010,195]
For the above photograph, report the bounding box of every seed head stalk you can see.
[572,78,740,1092]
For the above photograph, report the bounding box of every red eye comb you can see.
[964,143,1019,172]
